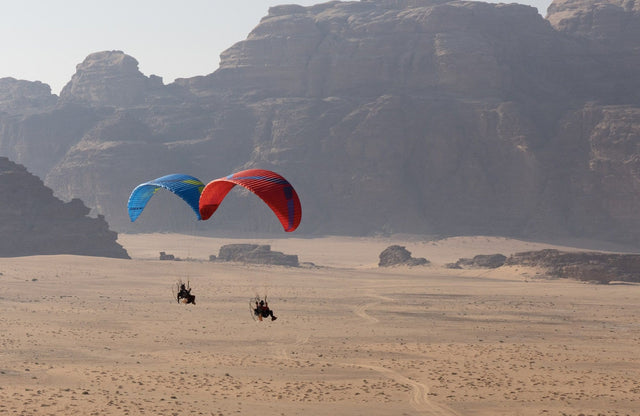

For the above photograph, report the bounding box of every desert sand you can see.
[1,234,639,415]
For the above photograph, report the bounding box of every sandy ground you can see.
[1,234,639,415]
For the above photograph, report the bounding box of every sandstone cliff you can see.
[0,0,639,247]
[0,157,129,258]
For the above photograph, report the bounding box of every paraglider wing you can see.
[199,169,302,232]
[127,174,205,222]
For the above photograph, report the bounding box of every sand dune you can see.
[1,234,639,415]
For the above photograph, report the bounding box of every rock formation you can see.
[446,254,507,269]
[0,0,640,247]
[159,251,177,260]
[378,245,429,267]
[505,249,640,284]
[0,157,129,258]
[59,51,166,106]
[215,244,299,266]
[0,78,57,114]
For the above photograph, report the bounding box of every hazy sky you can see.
[1,0,553,95]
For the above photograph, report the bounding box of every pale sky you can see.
[1,0,553,95]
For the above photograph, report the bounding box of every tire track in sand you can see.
[353,363,459,416]
[353,302,379,323]
[353,294,396,323]
[275,334,458,416]
[350,294,458,414]
[277,334,310,360]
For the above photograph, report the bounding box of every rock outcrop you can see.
[0,0,640,248]
[0,157,129,258]
[59,51,166,106]
[505,249,640,284]
[0,78,57,114]
[446,254,507,269]
[215,244,299,266]
[159,251,177,260]
[378,245,429,267]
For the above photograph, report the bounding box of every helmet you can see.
[259,300,264,305]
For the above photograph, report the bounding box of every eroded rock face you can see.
[59,51,165,106]
[0,157,129,258]
[0,0,639,247]
[546,0,640,103]
[547,0,640,41]
[213,0,559,99]
[0,78,56,114]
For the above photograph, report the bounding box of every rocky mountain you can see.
[0,157,129,258]
[0,0,639,247]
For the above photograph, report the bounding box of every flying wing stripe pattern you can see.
[200,169,301,232]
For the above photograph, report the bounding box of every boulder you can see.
[159,251,176,260]
[378,245,429,267]
[215,244,299,266]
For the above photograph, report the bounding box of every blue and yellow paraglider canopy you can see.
[127,174,205,222]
